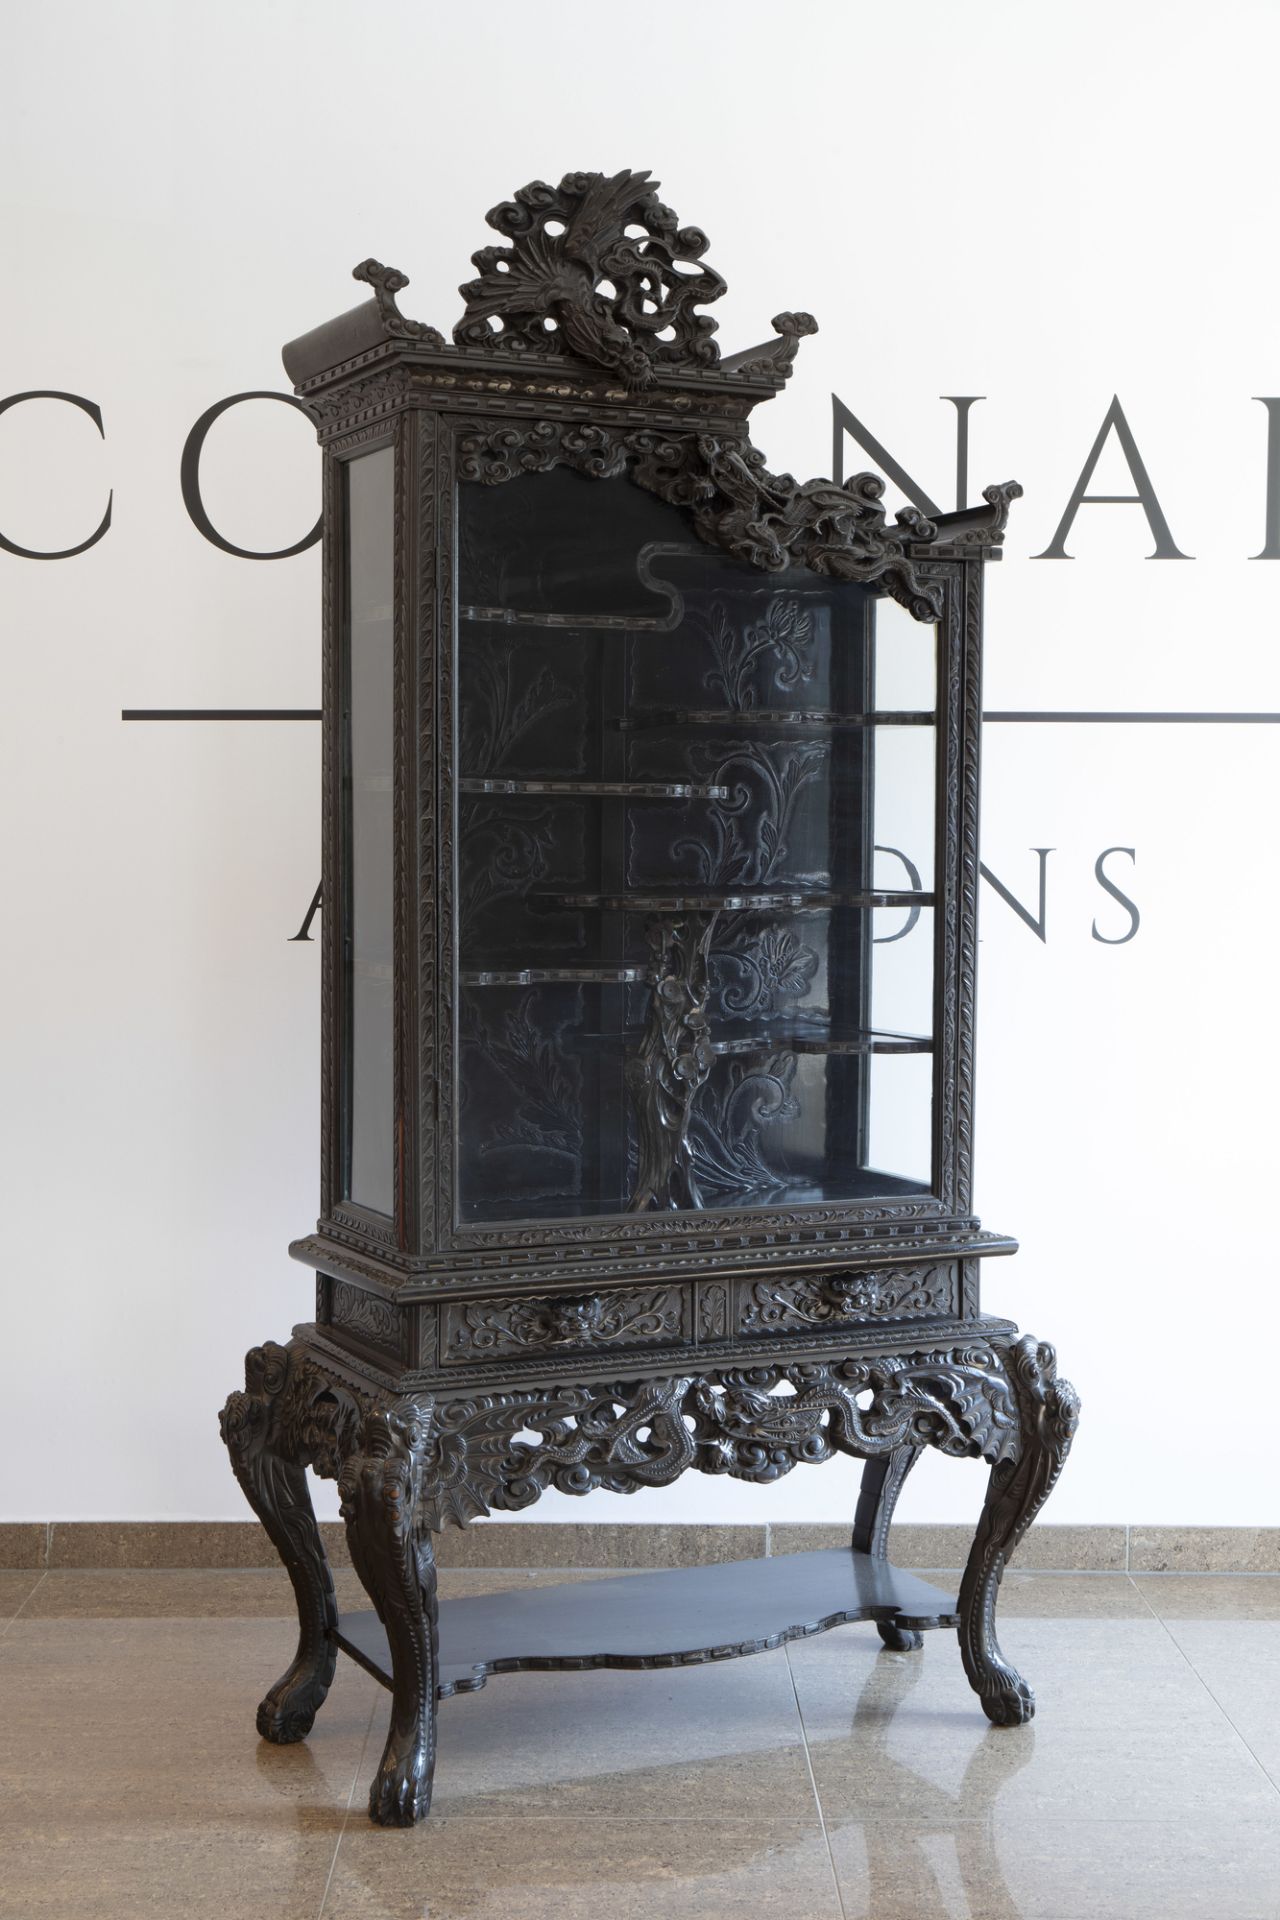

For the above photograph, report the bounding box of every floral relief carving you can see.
[331,1279,402,1355]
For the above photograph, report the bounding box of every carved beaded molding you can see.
[231,1334,1078,1535]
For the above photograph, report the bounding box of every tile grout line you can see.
[317,1691,383,1917]
[0,1569,48,1640]
[1127,1572,1280,1802]
[783,1641,848,1920]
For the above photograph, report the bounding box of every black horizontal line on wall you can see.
[121,709,322,721]
[985,711,1280,724]
[121,708,1280,725]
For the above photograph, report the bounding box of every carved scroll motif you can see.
[453,169,726,386]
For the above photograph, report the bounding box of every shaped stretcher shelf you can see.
[331,1548,958,1699]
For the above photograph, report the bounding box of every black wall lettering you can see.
[1092,847,1140,944]
[980,849,1054,941]
[1032,395,1190,560]
[832,395,987,513]
[1251,398,1280,559]
[181,392,321,559]
[290,880,322,942]
[0,391,112,559]
[941,397,985,511]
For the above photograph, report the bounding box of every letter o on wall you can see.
[181,391,321,559]
[0,391,113,559]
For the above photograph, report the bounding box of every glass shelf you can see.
[618,708,936,732]
[569,1024,933,1058]
[541,889,936,913]
[459,778,730,799]
[709,1026,932,1058]
[460,604,675,634]
[461,966,649,987]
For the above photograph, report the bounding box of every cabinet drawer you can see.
[734,1264,957,1336]
[439,1284,690,1366]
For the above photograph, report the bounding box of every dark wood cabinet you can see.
[221,169,1078,1827]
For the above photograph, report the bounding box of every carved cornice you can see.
[456,418,947,620]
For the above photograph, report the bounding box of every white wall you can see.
[3,0,1278,1527]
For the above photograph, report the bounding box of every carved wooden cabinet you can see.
[220,169,1078,1827]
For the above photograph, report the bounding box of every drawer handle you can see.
[822,1273,883,1314]
[543,1296,606,1345]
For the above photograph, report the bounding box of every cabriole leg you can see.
[854,1444,925,1650]
[219,1342,337,1743]
[340,1397,439,1828]
[959,1336,1080,1726]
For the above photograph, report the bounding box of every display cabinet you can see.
[220,168,1078,1827]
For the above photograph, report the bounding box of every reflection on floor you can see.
[3,1565,1280,1918]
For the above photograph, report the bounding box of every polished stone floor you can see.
[3,1564,1280,1919]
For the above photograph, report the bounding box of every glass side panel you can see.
[344,447,395,1216]
[455,467,938,1224]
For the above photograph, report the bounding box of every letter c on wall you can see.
[181,391,321,559]
[0,391,113,559]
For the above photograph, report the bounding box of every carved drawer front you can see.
[735,1264,956,1337]
[440,1285,688,1365]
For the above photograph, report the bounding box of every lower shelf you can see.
[331,1548,958,1699]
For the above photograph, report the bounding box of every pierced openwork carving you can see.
[454,168,725,387]
[390,1342,1026,1528]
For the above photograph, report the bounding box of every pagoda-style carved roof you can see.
[281,169,1020,618]
[284,169,815,396]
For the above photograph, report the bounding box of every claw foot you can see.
[368,1745,433,1827]
[979,1666,1036,1727]
[255,1656,335,1744]
[877,1621,924,1652]
[257,1694,319,1744]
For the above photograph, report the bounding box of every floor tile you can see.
[786,1619,1279,1824]
[324,1816,840,1919]
[0,1571,42,1621]
[825,1815,1280,1920]
[1133,1574,1280,1620]
[356,1647,820,1824]
[0,1818,342,1920]
[0,1617,379,1820]
[1159,1618,1280,1784]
